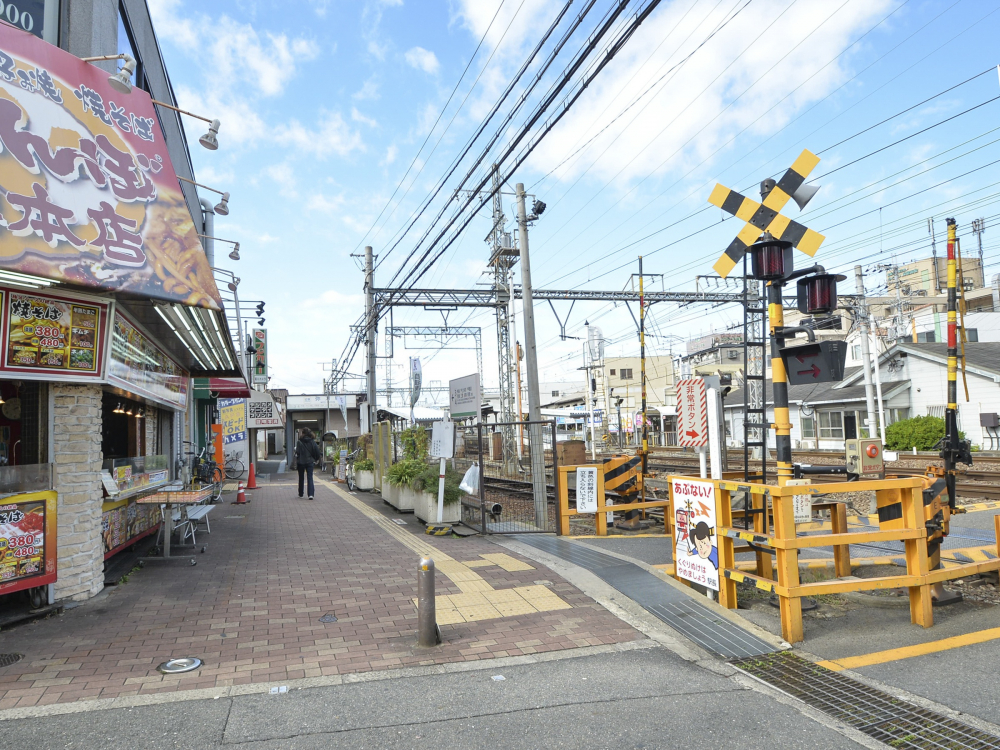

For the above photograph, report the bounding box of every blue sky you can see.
[150,0,1000,396]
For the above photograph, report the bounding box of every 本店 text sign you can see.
[0,26,221,309]
[676,378,708,447]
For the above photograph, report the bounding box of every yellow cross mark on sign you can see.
[708,149,825,277]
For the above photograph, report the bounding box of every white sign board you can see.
[430,421,455,459]
[672,478,719,591]
[449,373,481,420]
[246,390,284,429]
[676,378,708,448]
[793,495,812,524]
[576,467,598,513]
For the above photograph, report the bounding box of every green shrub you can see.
[885,416,964,451]
[386,459,424,486]
[400,425,429,461]
[355,458,374,472]
[413,463,463,506]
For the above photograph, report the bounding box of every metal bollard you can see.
[417,557,440,647]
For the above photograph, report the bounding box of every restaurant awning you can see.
[192,376,251,399]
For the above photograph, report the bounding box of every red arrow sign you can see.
[797,364,821,378]
[795,352,819,363]
[684,429,701,438]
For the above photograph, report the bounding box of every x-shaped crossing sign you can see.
[708,149,825,277]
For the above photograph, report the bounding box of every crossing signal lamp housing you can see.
[779,341,847,385]
[747,237,794,281]
[796,272,846,315]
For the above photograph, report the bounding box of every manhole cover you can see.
[319,614,337,623]
[156,657,203,674]
[0,653,23,668]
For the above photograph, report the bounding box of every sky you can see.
[148,0,1000,399]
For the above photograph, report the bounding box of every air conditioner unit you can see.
[727,349,739,360]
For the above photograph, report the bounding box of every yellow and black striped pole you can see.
[768,276,793,487]
[944,218,959,508]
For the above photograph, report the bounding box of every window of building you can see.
[851,344,861,360]
[551,390,560,397]
[1,0,58,43]
[620,368,633,380]
[888,408,909,424]
[609,369,616,375]
[819,411,844,439]
[801,415,816,439]
[118,4,148,92]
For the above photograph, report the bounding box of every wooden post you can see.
[831,502,852,578]
[717,484,738,610]
[596,469,608,536]
[899,485,933,627]
[558,467,570,536]
[772,488,803,643]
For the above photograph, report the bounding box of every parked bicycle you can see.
[345,448,363,492]
[185,443,223,503]
[224,449,246,480]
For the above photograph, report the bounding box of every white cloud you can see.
[257,233,280,243]
[262,163,298,198]
[275,113,365,158]
[353,76,380,100]
[404,46,440,74]
[351,107,379,127]
[382,144,398,166]
[306,193,345,214]
[301,289,364,310]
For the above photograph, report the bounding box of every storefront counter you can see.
[0,463,57,597]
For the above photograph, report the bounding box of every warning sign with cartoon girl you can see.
[671,478,719,591]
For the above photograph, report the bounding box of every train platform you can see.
[0,477,639,712]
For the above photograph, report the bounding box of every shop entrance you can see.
[0,380,48,467]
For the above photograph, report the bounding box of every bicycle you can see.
[345,448,362,492]
[224,449,246,480]
[189,445,223,502]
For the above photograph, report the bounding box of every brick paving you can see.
[0,476,640,708]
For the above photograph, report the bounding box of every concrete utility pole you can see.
[928,219,939,293]
[516,183,547,527]
[972,218,986,287]
[365,245,377,433]
[855,265,878,440]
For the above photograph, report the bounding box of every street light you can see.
[80,54,136,94]
[177,176,230,215]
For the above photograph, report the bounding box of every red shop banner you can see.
[0,25,222,310]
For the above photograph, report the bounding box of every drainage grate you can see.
[732,652,1000,749]
[0,653,23,668]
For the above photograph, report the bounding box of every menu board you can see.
[108,311,189,410]
[3,291,108,378]
[0,491,57,595]
[102,500,162,559]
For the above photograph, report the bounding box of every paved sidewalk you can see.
[0,477,640,709]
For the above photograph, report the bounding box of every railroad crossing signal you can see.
[708,149,826,278]
[779,341,847,386]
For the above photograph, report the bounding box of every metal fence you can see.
[456,420,558,534]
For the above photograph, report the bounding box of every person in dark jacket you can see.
[295,428,321,499]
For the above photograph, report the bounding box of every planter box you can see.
[381,478,398,506]
[414,489,461,525]
[356,470,375,491]
[383,482,416,511]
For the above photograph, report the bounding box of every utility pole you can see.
[365,245,377,433]
[854,265,878,440]
[516,183,547,527]
[584,321,595,461]
[928,219,939,293]
[972,218,986,287]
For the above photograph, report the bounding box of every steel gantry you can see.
[386,326,483,382]
[372,287,749,307]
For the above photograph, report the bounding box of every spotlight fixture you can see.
[113,402,123,414]
[257,318,264,326]
[215,192,230,216]
[229,243,240,261]
[80,54,136,95]
[150,99,221,150]
[227,277,241,292]
[125,406,134,416]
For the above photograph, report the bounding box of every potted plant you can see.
[385,459,424,511]
[354,458,375,491]
[412,463,462,524]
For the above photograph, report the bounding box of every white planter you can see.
[414,489,461,525]
[381,479,398,506]
[356,470,375,491]
[395,485,419,512]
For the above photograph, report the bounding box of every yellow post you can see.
[558,467,570,536]
[899,485,933,627]
[772,489,803,643]
[717,485,738,610]
[596,470,608,536]
[831,503,852,578]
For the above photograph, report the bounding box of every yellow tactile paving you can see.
[479,553,535,571]
[324,480,572,624]
[460,560,494,568]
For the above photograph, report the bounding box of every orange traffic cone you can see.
[246,462,257,489]
[235,482,247,504]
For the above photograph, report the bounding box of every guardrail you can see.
[557,464,670,536]
[666,475,1000,644]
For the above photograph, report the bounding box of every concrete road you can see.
[0,648,864,749]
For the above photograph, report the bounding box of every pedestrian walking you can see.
[294,428,321,499]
